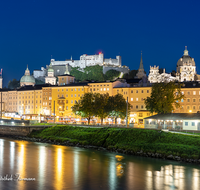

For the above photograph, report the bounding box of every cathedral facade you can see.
[148,47,197,83]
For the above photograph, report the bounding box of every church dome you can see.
[20,75,35,83]
[48,62,54,72]
[177,47,195,67]
[20,66,35,86]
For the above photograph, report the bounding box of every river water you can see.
[0,137,200,190]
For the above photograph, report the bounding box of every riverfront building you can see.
[1,79,200,126]
[2,47,200,125]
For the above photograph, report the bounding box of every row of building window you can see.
[58,88,83,92]
[58,94,82,98]
[90,88,109,92]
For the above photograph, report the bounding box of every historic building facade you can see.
[176,47,196,82]
[20,66,35,86]
[148,47,197,83]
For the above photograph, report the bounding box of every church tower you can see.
[176,46,196,82]
[136,52,146,79]
[45,63,56,85]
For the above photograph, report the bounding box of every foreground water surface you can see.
[0,137,199,190]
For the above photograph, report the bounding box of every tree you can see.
[144,82,185,114]
[123,70,137,79]
[72,93,95,125]
[94,93,110,125]
[104,70,120,80]
[8,79,20,89]
[108,94,130,124]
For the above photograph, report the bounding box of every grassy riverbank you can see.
[29,125,200,161]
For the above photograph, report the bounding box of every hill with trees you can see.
[70,65,120,82]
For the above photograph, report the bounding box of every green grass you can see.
[29,126,200,159]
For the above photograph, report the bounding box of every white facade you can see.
[148,66,178,83]
[176,47,196,82]
[33,67,46,78]
[50,52,122,68]
[148,47,197,83]
[45,64,56,85]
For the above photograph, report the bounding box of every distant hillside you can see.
[70,65,120,82]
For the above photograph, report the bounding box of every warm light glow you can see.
[189,110,192,113]
[115,155,124,162]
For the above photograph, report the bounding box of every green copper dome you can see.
[20,66,35,84]
[48,62,54,72]
[20,75,35,83]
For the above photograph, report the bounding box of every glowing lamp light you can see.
[189,110,192,113]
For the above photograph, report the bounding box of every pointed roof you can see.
[183,46,189,56]
[139,52,144,70]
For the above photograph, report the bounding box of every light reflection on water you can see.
[0,137,199,190]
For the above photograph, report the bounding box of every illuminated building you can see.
[20,66,35,86]
[45,63,56,85]
[148,47,197,83]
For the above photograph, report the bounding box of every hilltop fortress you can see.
[33,52,129,81]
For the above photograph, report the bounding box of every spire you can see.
[71,55,72,60]
[25,65,30,76]
[139,51,144,70]
[184,46,189,56]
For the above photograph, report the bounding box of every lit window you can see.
[193,91,196,95]
[136,98,138,101]
[131,98,133,101]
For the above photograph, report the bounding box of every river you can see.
[0,137,199,190]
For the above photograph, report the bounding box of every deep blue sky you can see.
[1,0,200,87]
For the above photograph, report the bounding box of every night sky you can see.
[1,0,200,87]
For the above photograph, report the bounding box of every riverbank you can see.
[5,125,200,164]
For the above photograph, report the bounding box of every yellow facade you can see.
[17,89,43,115]
[174,88,200,113]
[2,80,200,124]
[51,85,89,119]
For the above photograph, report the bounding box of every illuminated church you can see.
[148,47,198,83]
